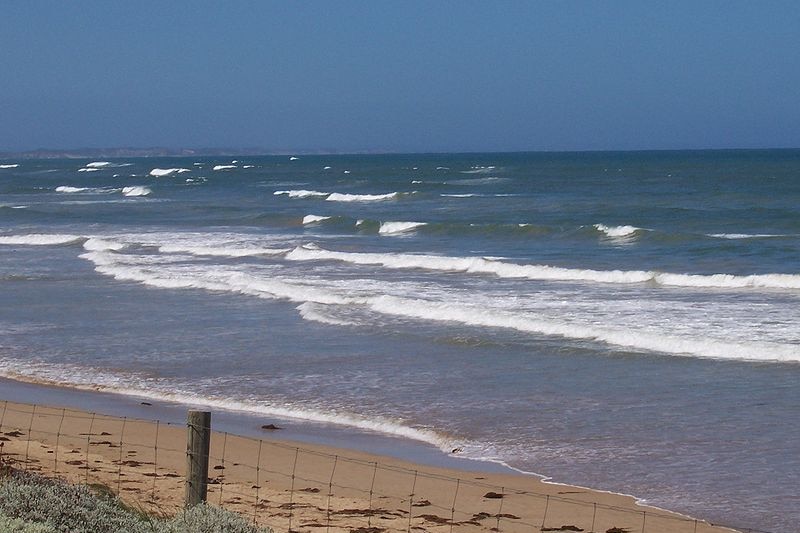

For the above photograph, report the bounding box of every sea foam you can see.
[213,165,237,171]
[366,296,800,362]
[0,164,20,169]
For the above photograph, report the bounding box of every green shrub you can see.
[0,471,273,533]
[158,504,273,533]
[0,471,152,533]
[0,512,57,533]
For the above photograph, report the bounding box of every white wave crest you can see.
[326,192,399,202]
[83,238,126,252]
[594,224,641,238]
[274,190,328,198]
[86,161,112,168]
[122,186,151,197]
[56,186,91,193]
[286,245,800,290]
[77,168,100,172]
[213,165,237,171]
[0,234,82,246]
[378,221,427,235]
[158,244,288,257]
[296,302,358,326]
[150,168,190,177]
[0,164,20,169]
[302,214,332,225]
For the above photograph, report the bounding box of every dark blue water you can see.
[1,151,798,530]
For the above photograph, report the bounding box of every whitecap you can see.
[85,161,112,168]
[302,214,331,225]
[0,164,20,169]
[289,156,299,161]
[274,189,329,198]
[594,224,641,238]
[326,192,399,202]
[213,165,237,171]
[77,167,100,172]
[56,186,91,193]
[122,186,151,197]
[378,221,427,235]
[150,168,190,177]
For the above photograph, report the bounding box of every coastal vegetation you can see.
[0,466,272,533]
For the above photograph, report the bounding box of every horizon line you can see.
[2,145,799,159]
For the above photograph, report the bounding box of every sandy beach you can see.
[0,395,737,533]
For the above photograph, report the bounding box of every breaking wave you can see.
[594,224,643,238]
[0,234,83,246]
[150,168,191,177]
[122,186,151,197]
[275,190,328,198]
[302,214,332,225]
[275,189,406,202]
[378,221,427,235]
[286,244,800,289]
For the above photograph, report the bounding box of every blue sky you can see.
[2,1,798,153]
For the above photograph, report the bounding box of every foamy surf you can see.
[367,296,800,362]
[285,244,800,289]
[213,165,237,171]
[0,164,20,169]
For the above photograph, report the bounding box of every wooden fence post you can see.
[185,410,211,508]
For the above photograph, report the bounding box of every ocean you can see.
[1,150,798,531]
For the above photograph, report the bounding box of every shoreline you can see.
[0,376,738,533]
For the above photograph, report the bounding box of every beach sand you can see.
[0,399,736,533]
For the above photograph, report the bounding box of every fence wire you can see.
[0,401,773,533]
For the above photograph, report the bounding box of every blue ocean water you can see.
[0,151,798,530]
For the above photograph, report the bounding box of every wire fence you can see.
[0,401,770,533]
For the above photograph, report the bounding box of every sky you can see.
[2,1,799,153]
